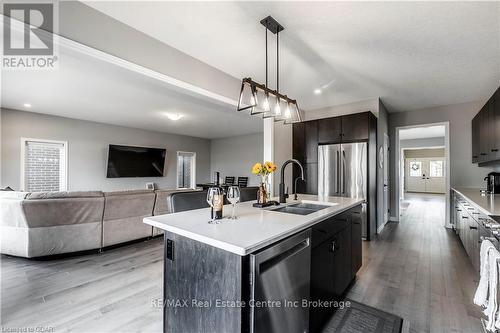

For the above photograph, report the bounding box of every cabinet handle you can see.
[462,216,469,219]
[469,226,478,230]
[467,208,475,211]
[481,153,487,156]
[330,241,337,253]
[473,155,478,158]
[457,209,462,212]
[492,149,499,152]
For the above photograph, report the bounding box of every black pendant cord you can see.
[265,26,268,88]
[276,30,279,93]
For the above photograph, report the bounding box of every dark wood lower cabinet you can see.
[162,204,364,333]
[451,190,481,273]
[310,206,362,332]
[351,210,363,277]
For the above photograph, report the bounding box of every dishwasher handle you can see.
[251,229,312,274]
[259,239,310,273]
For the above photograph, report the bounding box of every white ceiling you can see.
[399,125,445,140]
[84,1,500,112]
[1,43,263,139]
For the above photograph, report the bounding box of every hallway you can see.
[347,193,482,332]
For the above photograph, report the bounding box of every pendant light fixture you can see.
[237,16,302,124]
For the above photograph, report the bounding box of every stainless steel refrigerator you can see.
[318,143,368,238]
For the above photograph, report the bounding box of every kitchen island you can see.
[144,194,365,333]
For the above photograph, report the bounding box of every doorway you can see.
[405,153,445,194]
[395,123,450,227]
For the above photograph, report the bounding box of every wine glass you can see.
[227,186,241,220]
[206,187,222,224]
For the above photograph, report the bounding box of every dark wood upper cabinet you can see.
[340,112,371,143]
[479,103,490,163]
[305,121,319,163]
[318,117,342,144]
[292,122,305,163]
[491,91,500,160]
[472,86,500,165]
[472,114,480,163]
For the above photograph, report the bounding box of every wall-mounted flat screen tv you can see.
[106,144,166,178]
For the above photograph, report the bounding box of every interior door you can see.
[383,134,389,223]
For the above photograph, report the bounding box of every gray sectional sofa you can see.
[0,188,193,258]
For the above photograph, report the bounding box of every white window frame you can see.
[176,151,196,189]
[20,138,68,191]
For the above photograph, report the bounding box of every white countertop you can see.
[452,187,500,216]
[144,194,364,256]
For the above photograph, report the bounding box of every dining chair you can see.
[237,177,249,188]
[225,176,235,185]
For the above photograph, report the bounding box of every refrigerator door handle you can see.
[336,150,340,194]
[342,150,346,194]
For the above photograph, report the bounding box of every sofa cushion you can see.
[104,189,153,197]
[103,190,155,221]
[27,191,103,199]
[21,197,105,228]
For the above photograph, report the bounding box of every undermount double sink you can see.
[269,202,336,215]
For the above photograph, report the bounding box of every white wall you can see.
[210,132,263,187]
[1,109,211,191]
[273,122,293,194]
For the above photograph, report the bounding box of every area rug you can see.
[322,300,403,333]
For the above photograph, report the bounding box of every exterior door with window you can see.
[406,160,426,192]
[405,158,445,194]
[426,159,445,193]
[177,152,196,189]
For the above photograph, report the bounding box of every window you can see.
[21,138,67,192]
[409,161,422,177]
[177,152,196,189]
[430,160,444,177]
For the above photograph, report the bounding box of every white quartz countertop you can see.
[452,187,500,216]
[144,194,364,256]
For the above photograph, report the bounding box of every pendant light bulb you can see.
[275,100,281,116]
[285,104,291,118]
[262,96,270,111]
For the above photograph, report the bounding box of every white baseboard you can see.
[389,216,399,222]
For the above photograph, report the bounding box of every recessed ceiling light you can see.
[314,89,322,95]
[166,113,183,121]
[23,103,32,108]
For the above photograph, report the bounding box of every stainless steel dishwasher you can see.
[249,229,311,333]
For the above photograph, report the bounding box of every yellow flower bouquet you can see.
[251,161,277,204]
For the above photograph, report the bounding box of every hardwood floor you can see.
[1,239,164,333]
[1,193,482,332]
[347,193,483,333]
